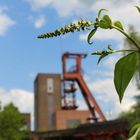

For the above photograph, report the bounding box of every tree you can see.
[0,103,29,140]
[119,95,140,127]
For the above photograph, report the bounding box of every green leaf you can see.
[135,6,140,13]
[128,125,140,140]
[98,15,112,29]
[114,21,124,30]
[98,9,108,18]
[87,28,97,44]
[129,124,140,138]
[99,20,110,29]
[108,45,113,51]
[91,50,104,55]
[114,52,137,102]
[103,15,112,25]
[97,53,108,64]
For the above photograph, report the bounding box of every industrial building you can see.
[31,52,129,140]
[34,73,90,131]
[22,113,31,130]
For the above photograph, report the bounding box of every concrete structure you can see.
[34,73,61,131]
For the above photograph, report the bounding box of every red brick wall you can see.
[55,110,90,130]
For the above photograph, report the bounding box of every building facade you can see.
[34,73,61,131]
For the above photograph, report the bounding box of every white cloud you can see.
[79,29,123,41]
[27,0,140,40]
[0,6,15,36]
[82,39,138,119]
[91,70,114,78]
[0,88,34,129]
[79,0,140,41]
[27,0,140,21]
[84,74,139,119]
[102,54,121,70]
[68,73,138,120]
[79,2,140,41]
[34,15,46,29]
[27,0,79,16]
[29,15,46,29]
[77,99,88,110]
[27,0,52,10]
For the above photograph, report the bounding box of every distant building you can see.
[22,113,31,130]
[34,73,90,132]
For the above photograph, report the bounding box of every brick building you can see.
[34,73,90,131]
[22,113,31,130]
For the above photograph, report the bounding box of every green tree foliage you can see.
[128,123,140,140]
[0,103,29,140]
[119,95,140,127]
[119,95,140,139]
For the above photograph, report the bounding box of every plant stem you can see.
[115,49,139,53]
[112,25,140,51]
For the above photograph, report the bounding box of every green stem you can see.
[115,49,139,53]
[112,25,140,51]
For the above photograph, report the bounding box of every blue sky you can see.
[0,0,140,129]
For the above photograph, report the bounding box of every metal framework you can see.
[61,52,106,122]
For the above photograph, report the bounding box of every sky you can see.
[0,0,140,130]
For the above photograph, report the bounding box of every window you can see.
[47,78,54,93]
